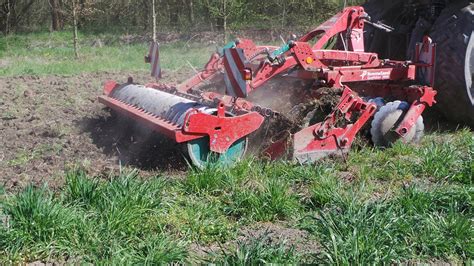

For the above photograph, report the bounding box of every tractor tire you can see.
[363,0,409,60]
[429,1,474,126]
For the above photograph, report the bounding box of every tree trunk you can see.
[281,3,286,29]
[222,0,227,44]
[166,1,170,26]
[152,0,157,42]
[169,0,179,28]
[142,0,149,31]
[72,0,79,59]
[188,0,194,24]
[5,0,11,34]
[223,16,227,44]
[49,0,63,31]
[12,0,35,31]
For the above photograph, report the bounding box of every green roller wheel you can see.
[187,137,248,168]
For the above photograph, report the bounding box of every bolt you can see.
[340,138,349,146]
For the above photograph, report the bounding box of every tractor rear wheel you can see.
[429,2,474,126]
[363,0,408,60]
[363,1,474,126]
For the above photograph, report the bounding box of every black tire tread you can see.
[429,1,474,125]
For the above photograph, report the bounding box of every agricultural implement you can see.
[99,6,437,168]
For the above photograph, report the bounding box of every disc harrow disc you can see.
[370,100,424,147]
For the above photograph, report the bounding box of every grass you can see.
[206,232,303,264]
[1,129,473,263]
[7,143,64,167]
[0,31,214,76]
[301,185,473,264]
[0,170,187,263]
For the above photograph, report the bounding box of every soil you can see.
[237,222,321,255]
[0,70,193,192]
[0,66,341,192]
[189,222,321,261]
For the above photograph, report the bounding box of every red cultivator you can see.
[99,6,437,168]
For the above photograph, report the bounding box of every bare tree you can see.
[188,0,194,25]
[152,0,157,42]
[72,0,79,59]
[5,0,11,34]
[206,0,243,44]
[0,0,35,34]
[49,0,64,31]
[0,0,346,36]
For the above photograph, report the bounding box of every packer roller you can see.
[99,82,264,167]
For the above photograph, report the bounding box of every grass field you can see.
[0,31,214,76]
[0,31,473,264]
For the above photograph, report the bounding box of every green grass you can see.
[0,31,214,76]
[1,130,473,263]
[207,232,303,264]
[0,170,187,263]
[348,129,473,185]
[300,185,473,264]
[7,143,64,167]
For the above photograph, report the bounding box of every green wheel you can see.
[187,137,248,168]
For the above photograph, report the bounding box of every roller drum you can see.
[111,84,209,126]
[109,83,247,168]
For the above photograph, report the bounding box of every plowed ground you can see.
[0,71,193,191]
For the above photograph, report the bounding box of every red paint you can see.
[183,107,264,153]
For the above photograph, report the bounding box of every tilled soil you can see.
[189,221,321,261]
[0,69,343,192]
[0,70,193,192]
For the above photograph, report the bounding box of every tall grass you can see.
[309,185,473,264]
[207,233,302,264]
[348,128,473,185]
[0,170,187,263]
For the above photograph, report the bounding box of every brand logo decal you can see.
[360,70,391,80]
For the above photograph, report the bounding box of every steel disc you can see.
[371,100,424,147]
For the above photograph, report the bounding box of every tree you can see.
[49,0,64,31]
[72,0,78,58]
[0,0,35,34]
[60,0,82,58]
[152,0,157,42]
[206,0,244,44]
